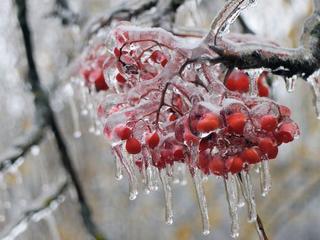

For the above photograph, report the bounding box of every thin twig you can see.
[0,126,44,171]
[0,181,69,240]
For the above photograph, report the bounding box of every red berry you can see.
[276,122,297,143]
[259,138,277,158]
[209,157,225,176]
[257,72,270,97]
[81,67,91,81]
[116,73,126,84]
[168,113,177,121]
[196,113,220,133]
[225,70,249,93]
[279,105,291,118]
[226,112,247,134]
[198,152,210,174]
[226,156,244,174]
[241,147,262,164]
[161,58,168,67]
[126,137,142,154]
[173,146,184,160]
[160,149,173,165]
[89,69,108,91]
[114,124,132,140]
[260,114,278,131]
[146,132,160,149]
[150,50,163,63]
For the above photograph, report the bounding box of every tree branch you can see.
[0,126,44,172]
[87,0,158,39]
[47,0,79,26]
[208,1,320,78]
[14,0,106,239]
[0,181,69,240]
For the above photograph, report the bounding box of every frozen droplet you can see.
[307,70,320,119]
[247,69,263,96]
[193,168,210,235]
[260,158,271,197]
[160,169,174,225]
[285,76,297,93]
[224,174,240,238]
[240,171,257,222]
[30,145,40,156]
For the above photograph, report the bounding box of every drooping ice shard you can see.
[193,168,210,235]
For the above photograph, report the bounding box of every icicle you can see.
[234,175,245,208]
[160,168,174,225]
[260,157,271,197]
[146,165,159,191]
[206,0,256,43]
[193,168,210,235]
[69,96,82,138]
[179,164,188,186]
[247,69,263,96]
[46,215,61,240]
[240,171,257,222]
[113,145,138,200]
[172,163,180,184]
[114,153,123,181]
[88,102,96,133]
[285,76,297,93]
[307,70,320,119]
[79,80,89,116]
[224,174,240,238]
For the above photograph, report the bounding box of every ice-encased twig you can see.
[206,0,256,44]
[307,70,320,119]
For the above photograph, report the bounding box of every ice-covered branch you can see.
[0,181,69,240]
[14,0,106,239]
[208,0,320,78]
[0,127,44,172]
[47,0,79,25]
[86,0,158,39]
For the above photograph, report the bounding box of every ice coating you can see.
[74,22,300,237]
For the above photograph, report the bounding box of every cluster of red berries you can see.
[80,43,109,91]
[79,24,299,178]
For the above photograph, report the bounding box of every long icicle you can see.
[113,145,138,200]
[160,168,174,224]
[240,171,257,222]
[193,168,210,235]
[224,174,240,238]
[260,157,271,197]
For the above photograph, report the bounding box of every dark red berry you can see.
[146,132,160,149]
[225,70,250,93]
[227,112,247,134]
[260,114,278,131]
[126,137,142,154]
